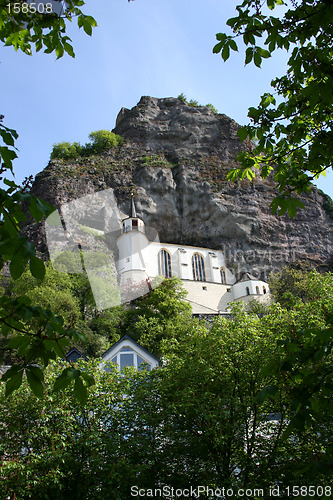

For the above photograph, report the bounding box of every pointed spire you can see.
[129,192,137,218]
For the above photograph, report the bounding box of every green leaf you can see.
[245,168,255,180]
[0,129,15,147]
[229,39,238,52]
[278,200,288,216]
[254,52,262,68]
[56,42,64,60]
[245,47,253,65]
[29,198,45,222]
[83,20,92,36]
[270,197,281,214]
[215,33,227,43]
[0,146,17,171]
[74,376,88,404]
[292,198,305,209]
[226,17,239,28]
[64,42,75,58]
[81,372,95,387]
[5,370,23,396]
[53,368,74,392]
[77,15,84,28]
[213,41,223,54]
[10,258,27,280]
[29,255,46,281]
[222,44,230,61]
[7,335,30,349]
[26,366,44,398]
[258,47,271,59]
[237,127,248,141]
[85,16,97,28]
[256,384,278,404]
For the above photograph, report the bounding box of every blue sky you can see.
[1,0,332,199]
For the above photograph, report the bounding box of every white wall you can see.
[116,227,270,313]
[182,281,234,314]
[140,241,236,284]
[233,280,269,300]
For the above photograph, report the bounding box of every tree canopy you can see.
[1,291,333,498]
[214,0,333,217]
[0,0,98,400]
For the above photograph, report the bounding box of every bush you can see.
[177,93,219,113]
[50,130,124,160]
[88,130,124,153]
[50,141,82,160]
[177,92,187,102]
[205,103,219,114]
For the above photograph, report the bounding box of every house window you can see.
[158,249,172,278]
[109,346,151,371]
[220,267,227,284]
[256,286,260,294]
[246,286,250,296]
[192,253,206,281]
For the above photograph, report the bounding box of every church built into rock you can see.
[116,195,270,314]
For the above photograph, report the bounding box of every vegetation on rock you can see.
[177,93,219,114]
[50,130,124,160]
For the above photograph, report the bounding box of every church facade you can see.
[116,196,269,314]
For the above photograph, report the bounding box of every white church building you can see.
[116,195,269,314]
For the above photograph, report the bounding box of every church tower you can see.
[116,194,150,297]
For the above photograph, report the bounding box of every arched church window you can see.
[158,249,172,278]
[263,286,267,294]
[192,253,206,282]
[256,286,260,294]
[246,286,250,296]
[220,267,227,284]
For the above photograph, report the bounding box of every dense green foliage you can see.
[50,130,124,160]
[214,0,333,216]
[265,267,333,447]
[1,272,192,365]
[1,264,126,362]
[119,277,193,356]
[0,1,100,400]
[269,263,333,308]
[0,1,97,58]
[1,288,333,498]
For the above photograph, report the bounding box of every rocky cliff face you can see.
[31,96,333,280]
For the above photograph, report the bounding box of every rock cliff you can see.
[30,96,333,279]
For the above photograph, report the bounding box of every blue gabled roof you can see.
[65,347,88,362]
